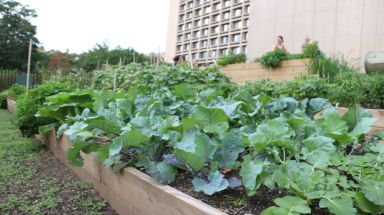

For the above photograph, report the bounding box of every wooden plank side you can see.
[46,131,226,215]
[222,59,311,84]
[100,167,226,215]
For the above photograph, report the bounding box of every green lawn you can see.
[0,110,116,215]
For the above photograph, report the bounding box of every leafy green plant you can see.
[15,81,76,136]
[302,41,320,58]
[258,49,287,68]
[7,84,25,100]
[216,53,247,67]
[0,91,7,109]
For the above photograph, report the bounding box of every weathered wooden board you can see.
[222,59,312,84]
[6,97,16,113]
[46,131,226,215]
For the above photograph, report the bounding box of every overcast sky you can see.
[18,0,170,54]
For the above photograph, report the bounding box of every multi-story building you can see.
[166,0,384,69]
[166,0,250,66]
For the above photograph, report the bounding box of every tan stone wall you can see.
[247,0,384,70]
[222,58,311,84]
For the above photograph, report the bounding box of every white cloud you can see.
[18,0,170,54]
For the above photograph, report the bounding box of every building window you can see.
[232,33,241,42]
[188,2,193,9]
[187,22,192,29]
[214,3,221,11]
[194,30,200,38]
[178,24,184,31]
[195,20,201,27]
[204,6,211,13]
[243,32,248,40]
[211,38,217,46]
[180,4,186,11]
[212,14,220,22]
[177,35,183,42]
[184,44,190,50]
[186,33,191,39]
[201,40,208,48]
[200,52,208,59]
[223,0,231,8]
[233,0,243,4]
[192,53,198,59]
[185,54,190,61]
[221,36,229,44]
[246,6,250,14]
[211,26,219,34]
[244,19,249,28]
[222,24,229,32]
[232,20,242,30]
[179,15,184,21]
[211,50,217,58]
[194,42,200,49]
[223,12,230,20]
[187,12,193,19]
[195,0,201,5]
[232,47,241,54]
[234,8,242,17]
[203,17,209,25]
[242,46,247,53]
[195,9,201,16]
[202,28,208,36]
[220,48,228,55]
[176,45,182,52]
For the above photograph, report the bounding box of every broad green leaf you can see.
[342,106,371,129]
[145,161,177,184]
[354,191,383,214]
[351,117,376,138]
[174,129,216,171]
[173,83,195,99]
[261,196,311,215]
[119,130,149,148]
[302,136,336,168]
[67,141,91,167]
[192,171,229,195]
[306,98,331,117]
[319,194,356,215]
[361,181,384,206]
[239,155,263,193]
[191,106,229,133]
[213,131,244,169]
[249,118,295,152]
[85,116,121,135]
[38,123,56,135]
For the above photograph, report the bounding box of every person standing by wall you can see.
[272,35,287,53]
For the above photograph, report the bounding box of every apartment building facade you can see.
[166,0,384,69]
[165,0,250,65]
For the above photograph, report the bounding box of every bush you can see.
[311,54,357,83]
[302,41,320,58]
[7,84,25,100]
[216,53,247,67]
[15,81,77,136]
[258,49,287,68]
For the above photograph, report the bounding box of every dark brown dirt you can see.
[171,171,331,215]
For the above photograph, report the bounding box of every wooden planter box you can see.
[7,97,16,113]
[221,59,312,84]
[45,130,226,215]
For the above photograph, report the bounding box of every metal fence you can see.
[0,70,41,91]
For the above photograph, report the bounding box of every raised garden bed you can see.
[7,97,16,113]
[221,59,311,84]
[44,130,226,215]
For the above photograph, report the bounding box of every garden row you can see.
[2,64,384,215]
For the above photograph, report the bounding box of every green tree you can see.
[0,0,39,71]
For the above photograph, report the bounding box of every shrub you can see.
[258,49,287,68]
[15,81,77,136]
[311,54,357,83]
[217,53,247,67]
[302,41,320,58]
[7,84,25,100]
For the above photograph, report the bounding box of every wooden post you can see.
[26,39,32,93]
[113,58,121,92]
[156,46,160,69]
